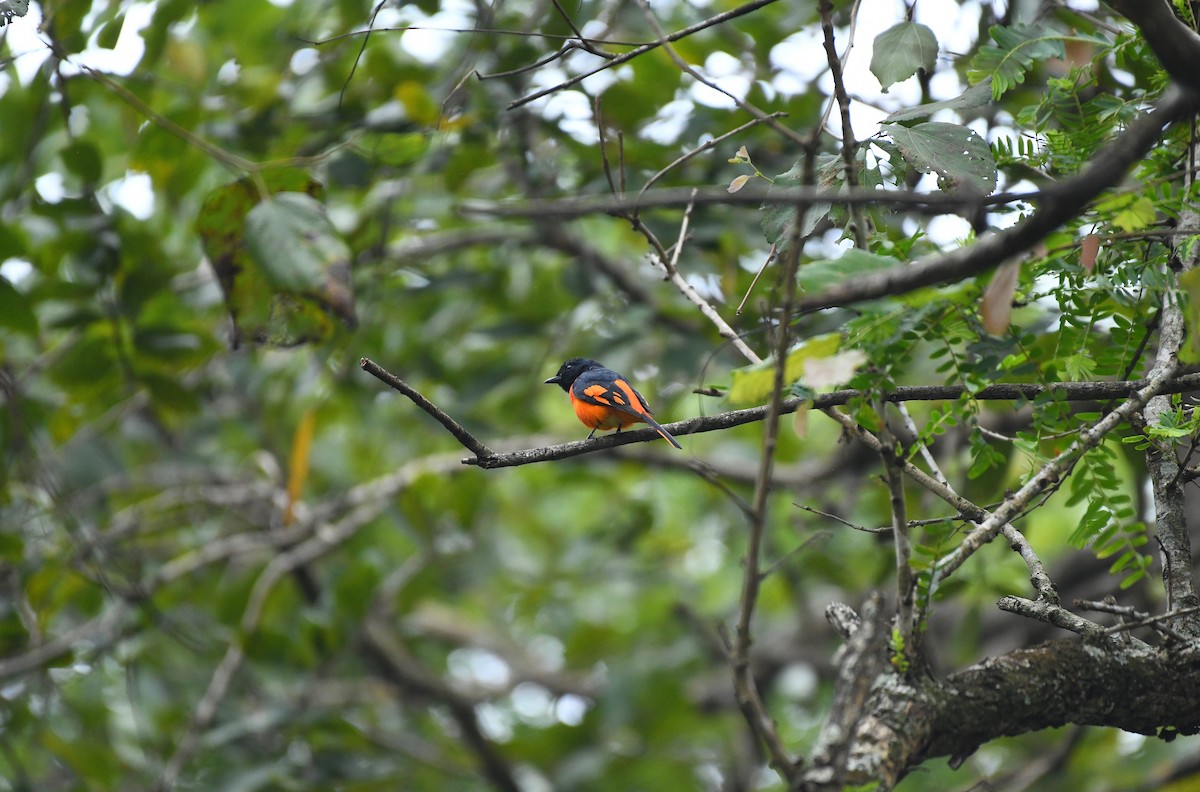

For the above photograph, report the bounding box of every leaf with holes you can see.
[881,122,997,194]
[760,157,839,246]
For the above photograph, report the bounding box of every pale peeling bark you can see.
[802,623,1200,790]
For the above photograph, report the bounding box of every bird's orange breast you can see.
[570,393,640,430]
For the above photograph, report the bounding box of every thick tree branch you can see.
[803,637,1200,788]
[1106,0,1200,93]
[794,84,1200,312]
[875,401,915,659]
[807,594,890,788]
[1144,141,1200,634]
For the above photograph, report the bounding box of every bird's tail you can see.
[642,414,682,449]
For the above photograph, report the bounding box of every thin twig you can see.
[634,0,808,148]
[462,183,1021,219]
[730,208,806,782]
[636,114,788,209]
[301,26,643,48]
[1100,605,1200,636]
[643,190,763,363]
[360,357,494,459]
[934,357,1181,585]
[818,0,867,249]
[736,244,776,316]
[996,596,1115,641]
[1074,598,1190,642]
[897,402,948,487]
[795,502,873,532]
[874,397,914,660]
[339,0,387,109]
[507,0,780,109]
[895,402,1058,607]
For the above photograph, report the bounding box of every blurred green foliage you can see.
[1,0,1198,790]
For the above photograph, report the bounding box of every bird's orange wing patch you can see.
[582,384,616,406]
[610,378,651,417]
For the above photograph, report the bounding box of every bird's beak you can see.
[544,375,559,385]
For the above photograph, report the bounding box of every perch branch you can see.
[360,357,494,459]
[457,373,1200,468]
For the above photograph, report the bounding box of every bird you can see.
[545,357,682,449]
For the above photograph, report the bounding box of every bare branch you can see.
[360,357,494,459]
[996,595,1112,640]
[634,0,808,148]
[636,113,788,203]
[462,183,1019,220]
[506,0,780,110]
[462,373,1200,468]
[818,0,867,249]
[652,190,764,363]
[1075,598,1191,642]
[874,400,914,659]
[934,358,1182,585]
[729,213,805,782]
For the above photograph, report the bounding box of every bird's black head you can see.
[545,357,601,391]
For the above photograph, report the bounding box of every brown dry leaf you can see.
[981,259,1021,336]
[1081,234,1100,273]
[793,403,810,439]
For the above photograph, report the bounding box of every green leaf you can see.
[798,249,902,294]
[967,24,1065,99]
[885,81,994,123]
[881,122,997,194]
[871,22,938,92]
[95,12,125,49]
[760,157,837,246]
[1112,196,1157,232]
[60,141,103,184]
[197,173,356,346]
[0,276,37,335]
[1063,353,1095,381]
[246,193,346,292]
[727,333,843,405]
